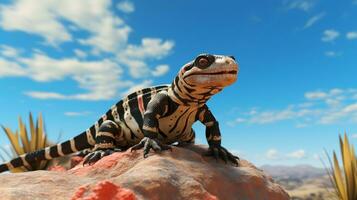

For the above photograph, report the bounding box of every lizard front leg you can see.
[198,105,239,166]
[83,120,122,165]
[131,92,172,158]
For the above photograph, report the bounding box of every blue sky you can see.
[0,0,357,167]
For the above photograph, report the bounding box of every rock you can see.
[71,180,136,200]
[70,156,84,168]
[0,145,289,200]
[48,165,67,172]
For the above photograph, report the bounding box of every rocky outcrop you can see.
[0,145,289,200]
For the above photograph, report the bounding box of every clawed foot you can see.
[204,144,239,166]
[83,148,122,166]
[75,149,92,157]
[131,137,172,158]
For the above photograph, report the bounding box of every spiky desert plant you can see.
[327,133,357,200]
[1,113,49,172]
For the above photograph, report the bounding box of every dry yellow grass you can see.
[327,133,357,200]
[1,113,49,172]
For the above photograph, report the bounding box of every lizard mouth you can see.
[184,70,237,79]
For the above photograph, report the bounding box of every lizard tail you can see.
[0,126,96,173]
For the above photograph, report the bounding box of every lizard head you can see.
[181,54,238,88]
[169,54,239,105]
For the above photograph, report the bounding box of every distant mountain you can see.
[260,164,327,180]
[260,165,335,200]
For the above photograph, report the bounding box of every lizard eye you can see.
[198,57,209,68]
[195,55,214,69]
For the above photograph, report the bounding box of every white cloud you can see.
[346,31,357,40]
[298,102,313,108]
[325,51,335,57]
[121,80,153,96]
[287,149,306,159]
[64,111,91,116]
[232,88,357,126]
[322,29,340,42]
[0,45,21,58]
[246,106,317,124]
[286,0,316,12]
[305,91,328,100]
[319,103,357,124]
[235,118,247,123]
[120,58,150,78]
[296,123,308,128]
[303,13,325,29]
[117,1,135,13]
[120,38,174,60]
[266,149,279,160]
[0,58,26,77]
[354,94,357,100]
[330,88,344,95]
[352,134,357,139]
[325,51,342,57]
[0,0,72,46]
[266,149,307,160]
[2,53,133,100]
[118,38,174,78]
[247,108,258,115]
[306,89,344,103]
[0,0,130,52]
[341,103,357,112]
[73,49,87,59]
[249,107,295,124]
[152,65,169,77]
[0,0,175,101]
[25,91,67,100]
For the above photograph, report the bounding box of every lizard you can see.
[0,53,239,173]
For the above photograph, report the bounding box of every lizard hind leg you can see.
[83,120,123,165]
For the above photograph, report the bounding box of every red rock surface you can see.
[0,145,289,200]
[71,156,84,168]
[48,165,67,172]
[71,180,136,200]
